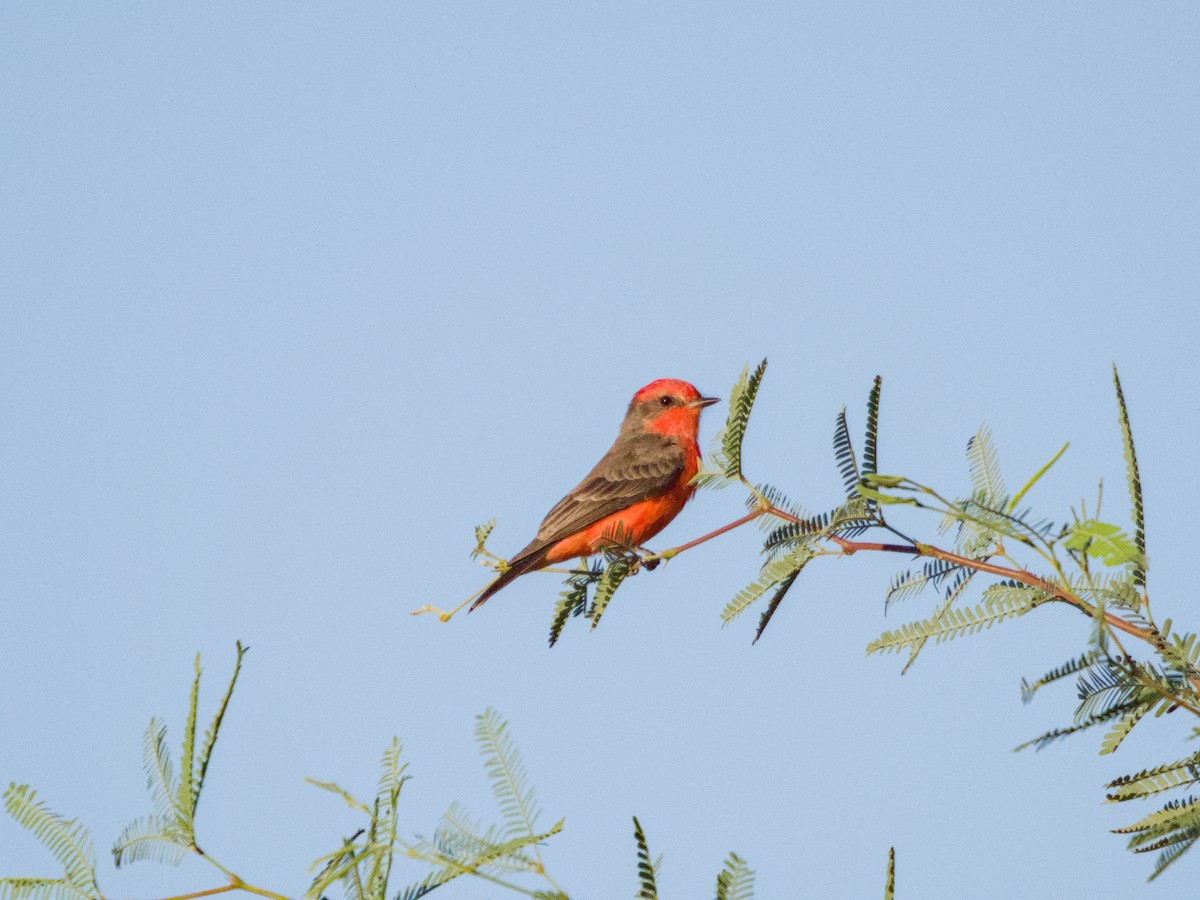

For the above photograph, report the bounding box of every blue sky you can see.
[2,3,1198,898]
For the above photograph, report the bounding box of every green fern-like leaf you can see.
[1065,571,1141,612]
[367,738,408,900]
[175,654,201,837]
[1138,665,1194,708]
[722,547,814,624]
[1148,831,1200,881]
[394,869,454,900]
[1100,706,1147,756]
[1161,631,1200,680]
[1065,519,1142,568]
[900,567,977,674]
[471,822,563,874]
[1121,798,1200,880]
[472,519,497,559]
[937,499,997,558]
[966,425,1006,505]
[760,521,812,559]
[1,785,100,900]
[714,852,754,900]
[142,718,177,823]
[1115,796,1200,845]
[945,494,1028,558]
[436,802,497,855]
[112,763,190,866]
[710,359,767,479]
[1135,824,1200,855]
[692,465,737,491]
[304,782,374,900]
[1015,702,1142,752]
[597,522,638,558]
[1112,366,1146,589]
[313,721,563,900]
[305,837,365,900]
[193,641,246,820]
[632,817,660,900]
[111,815,188,868]
[965,495,1050,548]
[378,739,409,803]
[548,569,594,648]
[589,556,632,630]
[863,376,881,479]
[760,504,873,560]
[0,878,92,900]
[1107,753,1200,802]
[115,644,247,869]
[475,709,540,840]
[433,803,534,874]
[375,747,407,808]
[747,484,804,521]
[411,821,564,895]
[833,407,861,499]
[1020,651,1099,704]
[884,559,963,610]
[1073,662,1165,727]
[867,583,1041,656]
[752,571,800,644]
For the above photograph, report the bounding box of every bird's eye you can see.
[659,395,674,407]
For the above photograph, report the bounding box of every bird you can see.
[469,379,719,611]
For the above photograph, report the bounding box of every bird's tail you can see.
[469,545,549,612]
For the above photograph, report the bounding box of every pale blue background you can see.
[3,3,1198,898]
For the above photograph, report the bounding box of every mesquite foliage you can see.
[7,360,1188,896]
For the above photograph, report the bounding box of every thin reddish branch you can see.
[828,534,1153,643]
[657,508,765,558]
[676,504,1198,690]
[831,533,1200,701]
[653,503,1200,697]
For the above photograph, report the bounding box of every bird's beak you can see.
[691,396,720,409]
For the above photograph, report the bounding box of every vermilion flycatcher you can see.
[470,379,719,610]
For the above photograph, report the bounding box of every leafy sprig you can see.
[5,648,578,900]
[113,642,247,868]
[680,362,1197,878]
[452,359,1190,880]
[0,785,100,900]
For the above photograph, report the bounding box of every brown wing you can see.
[470,430,684,612]
[530,429,685,551]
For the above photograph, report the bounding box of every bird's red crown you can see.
[630,378,703,405]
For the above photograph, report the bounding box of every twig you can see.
[650,509,767,561]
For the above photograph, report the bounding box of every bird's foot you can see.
[635,545,675,570]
